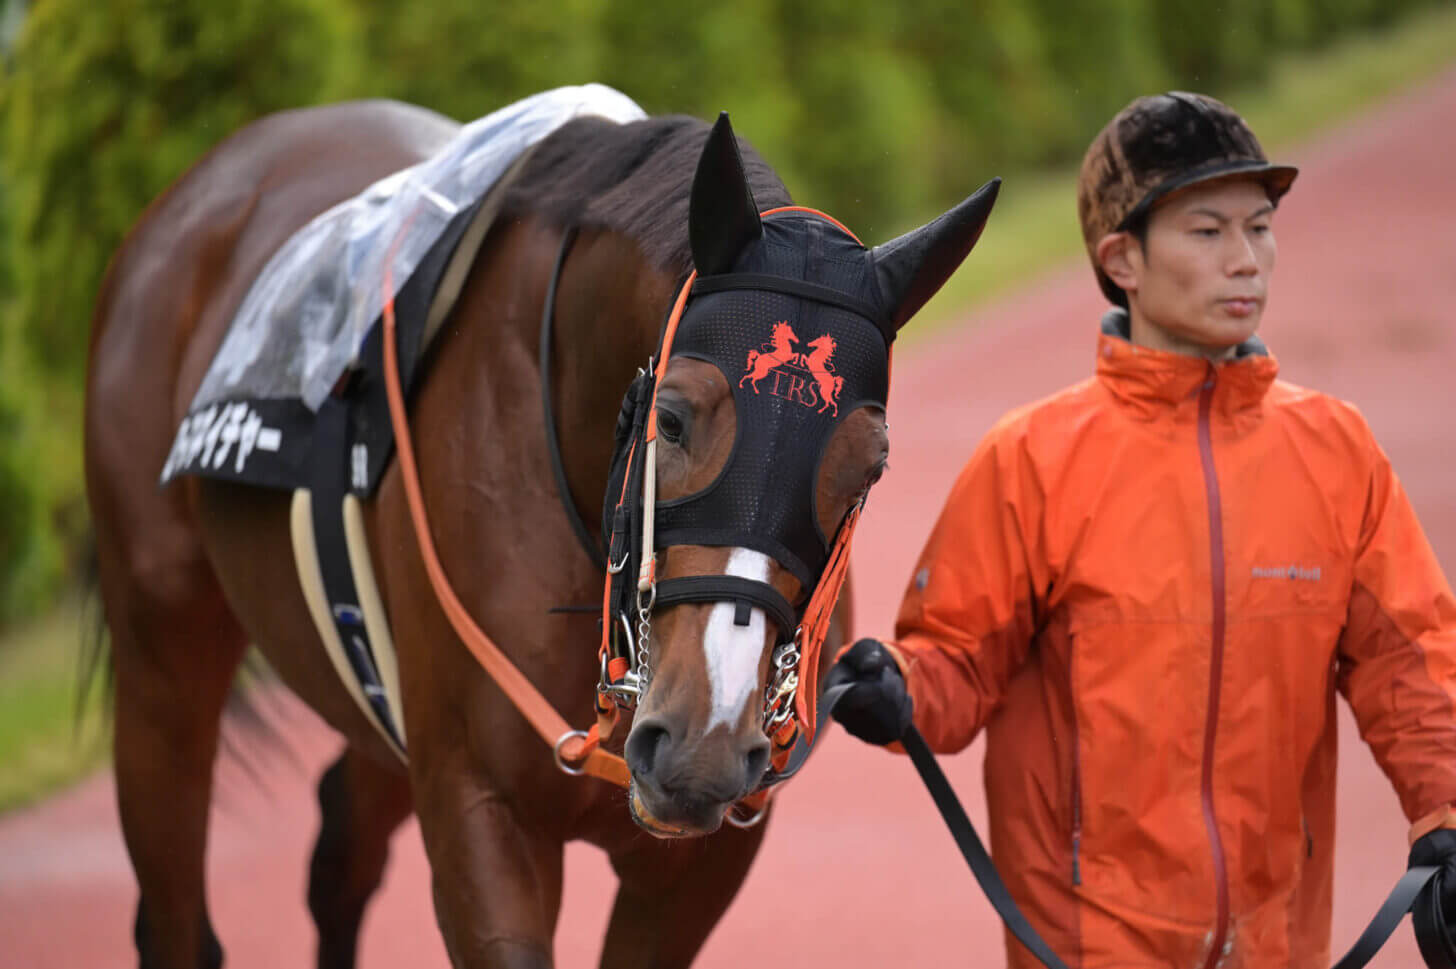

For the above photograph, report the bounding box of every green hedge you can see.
[0,0,1446,624]
[0,0,358,622]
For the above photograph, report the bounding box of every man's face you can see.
[1114,178,1278,352]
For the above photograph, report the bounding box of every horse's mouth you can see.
[628,782,719,840]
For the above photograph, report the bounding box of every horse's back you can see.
[84,101,457,591]
[88,100,459,436]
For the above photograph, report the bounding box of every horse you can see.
[83,94,997,969]
[738,320,799,392]
[802,334,845,415]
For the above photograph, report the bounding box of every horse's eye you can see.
[657,408,686,444]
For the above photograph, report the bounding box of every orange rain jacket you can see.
[886,316,1456,969]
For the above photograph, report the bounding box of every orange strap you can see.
[794,500,862,741]
[380,245,628,789]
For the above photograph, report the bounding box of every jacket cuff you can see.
[1410,803,1456,846]
[880,640,912,678]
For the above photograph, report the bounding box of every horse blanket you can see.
[160,83,645,493]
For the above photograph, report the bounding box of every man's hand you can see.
[825,638,913,745]
[1411,828,1456,919]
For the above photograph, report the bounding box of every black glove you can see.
[1411,828,1456,915]
[825,638,913,746]
[1410,828,1456,964]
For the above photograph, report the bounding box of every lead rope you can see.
[380,223,628,788]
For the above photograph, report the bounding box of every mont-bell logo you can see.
[739,321,845,416]
[1251,563,1322,581]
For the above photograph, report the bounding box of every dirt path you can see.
[3,67,1454,969]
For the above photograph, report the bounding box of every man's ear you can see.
[1097,232,1142,294]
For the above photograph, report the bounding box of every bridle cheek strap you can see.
[793,498,863,743]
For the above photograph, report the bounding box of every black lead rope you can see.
[809,687,1446,969]
[1331,866,1440,969]
[898,725,1073,969]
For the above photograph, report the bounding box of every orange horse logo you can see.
[803,334,844,416]
[739,321,801,392]
[739,322,845,416]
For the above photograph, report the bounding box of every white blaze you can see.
[703,548,773,731]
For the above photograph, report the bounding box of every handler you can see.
[826,91,1456,968]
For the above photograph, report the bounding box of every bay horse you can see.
[83,95,997,969]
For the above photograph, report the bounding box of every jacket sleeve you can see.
[1336,431,1456,841]
[886,425,1049,754]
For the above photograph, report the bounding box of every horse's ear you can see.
[690,112,763,276]
[872,178,1001,333]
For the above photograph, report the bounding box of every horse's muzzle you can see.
[624,717,768,837]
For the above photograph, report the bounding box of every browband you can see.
[691,273,892,346]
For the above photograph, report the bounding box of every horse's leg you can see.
[412,765,565,969]
[598,819,770,969]
[308,747,413,969]
[106,556,248,969]
[738,352,758,386]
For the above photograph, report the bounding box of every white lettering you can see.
[163,403,283,479]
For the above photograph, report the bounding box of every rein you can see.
[380,227,627,787]
[377,211,857,816]
[538,225,606,572]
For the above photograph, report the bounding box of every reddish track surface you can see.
[3,68,1454,969]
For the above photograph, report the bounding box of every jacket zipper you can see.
[1071,758,1083,886]
[1197,369,1232,969]
[1070,643,1083,886]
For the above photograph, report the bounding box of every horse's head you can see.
[608,114,1000,837]
[770,321,797,349]
[806,334,837,357]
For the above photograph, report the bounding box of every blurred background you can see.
[1,0,1455,834]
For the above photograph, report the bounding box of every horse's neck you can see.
[549,229,677,541]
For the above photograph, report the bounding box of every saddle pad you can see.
[160,84,645,490]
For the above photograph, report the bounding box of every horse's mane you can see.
[500,115,792,277]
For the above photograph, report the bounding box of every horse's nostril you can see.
[625,722,672,778]
[744,741,771,786]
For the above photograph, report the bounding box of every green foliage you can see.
[342,0,598,122]
[0,0,1451,625]
[0,0,358,622]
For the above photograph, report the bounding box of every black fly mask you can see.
[600,112,999,751]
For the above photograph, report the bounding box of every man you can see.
[827,91,1456,968]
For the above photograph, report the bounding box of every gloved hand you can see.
[825,638,914,745]
[1411,828,1456,917]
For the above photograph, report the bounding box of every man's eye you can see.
[657,409,685,443]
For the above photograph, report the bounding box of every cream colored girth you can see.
[290,491,408,762]
[284,144,538,764]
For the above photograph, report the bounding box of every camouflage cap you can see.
[1077,91,1298,306]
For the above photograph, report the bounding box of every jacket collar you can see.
[1095,308,1279,419]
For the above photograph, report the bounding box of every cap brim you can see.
[1117,161,1299,230]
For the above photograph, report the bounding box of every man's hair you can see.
[1078,92,1297,307]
